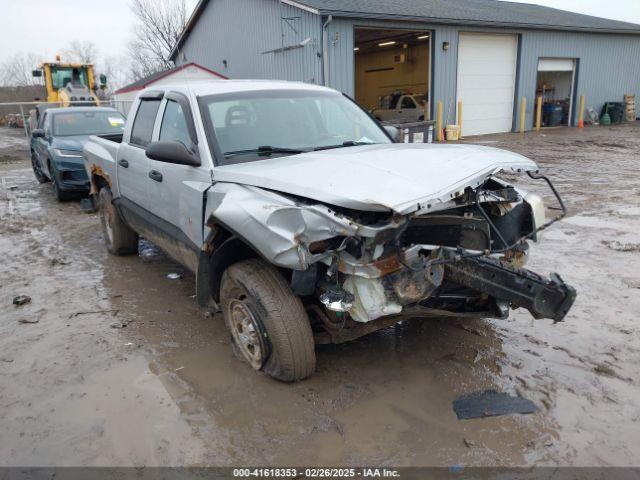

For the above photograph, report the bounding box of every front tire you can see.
[98,187,138,255]
[220,259,316,382]
[50,162,73,201]
[31,153,48,184]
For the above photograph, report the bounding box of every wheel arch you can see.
[89,166,113,196]
[44,156,54,180]
[197,224,262,306]
[91,173,111,194]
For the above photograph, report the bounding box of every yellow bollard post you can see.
[436,101,443,141]
[578,95,585,128]
[519,97,527,134]
[457,100,463,138]
[535,96,542,131]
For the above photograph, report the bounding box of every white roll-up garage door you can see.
[457,33,518,136]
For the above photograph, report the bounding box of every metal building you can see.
[171,0,640,135]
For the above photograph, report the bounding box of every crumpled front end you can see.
[206,169,576,341]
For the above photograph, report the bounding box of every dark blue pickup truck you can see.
[30,107,125,200]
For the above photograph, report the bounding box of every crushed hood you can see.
[212,143,538,214]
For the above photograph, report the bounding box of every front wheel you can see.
[31,153,48,184]
[98,188,138,255]
[220,259,316,382]
[50,163,73,201]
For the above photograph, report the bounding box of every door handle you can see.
[148,170,163,183]
[118,159,129,168]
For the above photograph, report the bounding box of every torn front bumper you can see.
[444,255,576,322]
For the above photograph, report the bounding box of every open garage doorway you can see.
[536,58,577,127]
[354,27,431,123]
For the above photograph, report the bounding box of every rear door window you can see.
[130,99,161,147]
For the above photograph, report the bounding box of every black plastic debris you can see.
[13,295,31,306]
[453,389,538,420]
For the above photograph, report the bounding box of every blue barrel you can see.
[542,104,563,127]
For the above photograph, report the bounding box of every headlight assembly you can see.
[524,193,546,241]
[54,149,83,158]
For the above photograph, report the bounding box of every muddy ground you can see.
[0,124,639,468]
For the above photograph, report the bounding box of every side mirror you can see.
[99,74,107,86]
[384,125,399,141]
[32,70,43,78]
[32,129,45,138]
[145,141,201,166]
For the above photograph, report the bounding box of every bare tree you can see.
[127,0,189,80]
[0,52,44,87]
[97,55,134,94]
[62,40,99,64]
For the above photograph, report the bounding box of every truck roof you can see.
[139,79,336,98]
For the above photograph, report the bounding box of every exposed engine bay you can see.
[208,165,577,343]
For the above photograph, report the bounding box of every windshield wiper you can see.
[314,141,377,151]
[224,145,307,157]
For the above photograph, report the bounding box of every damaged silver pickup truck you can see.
[84,80,576,381]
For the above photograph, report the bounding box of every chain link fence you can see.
[0,101,43,138]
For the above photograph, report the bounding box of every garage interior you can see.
[354,27,431,120]
[536,58,577,127]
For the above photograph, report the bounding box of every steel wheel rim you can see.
[228,299,265,369]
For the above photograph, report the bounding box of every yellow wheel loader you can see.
[32,56,107,107]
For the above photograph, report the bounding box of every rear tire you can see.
[98,187,138,255]
[220,259,316,382]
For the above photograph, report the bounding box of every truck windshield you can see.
[50,67,88,90]
[52,111,126,136]
[199,89,391,164]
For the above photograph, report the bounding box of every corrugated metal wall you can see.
[518,30,640,128]
[178,0,323,84]
[179,1,640,132]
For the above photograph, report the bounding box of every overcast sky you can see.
[1,0,639,64]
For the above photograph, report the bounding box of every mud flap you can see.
[444,256,576,322]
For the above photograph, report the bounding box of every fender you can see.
[196,231,259,307]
